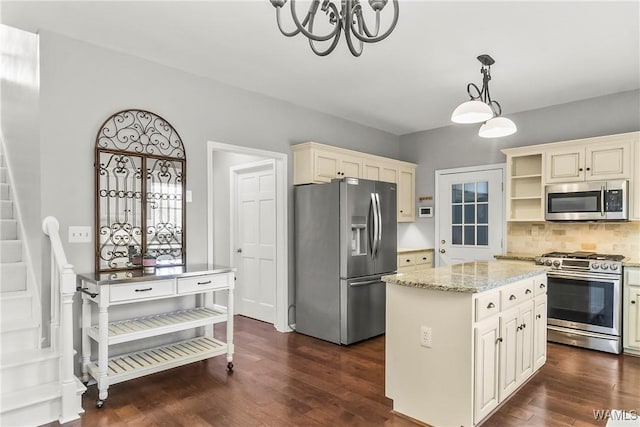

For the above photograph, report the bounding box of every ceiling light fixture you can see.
[451,54,517,138]
[269,0,399,57]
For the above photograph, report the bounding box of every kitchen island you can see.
[382,261,548,427]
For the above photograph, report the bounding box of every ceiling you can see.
[2,1,639,136]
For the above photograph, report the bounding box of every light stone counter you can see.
[493,252,539,262]
[623,258,640,267]
[382,260,549,293]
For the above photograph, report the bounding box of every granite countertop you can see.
[397,247,434,254]
[382,260,549,293]
[494,253,539,262]
[624,259,640,267]
[78,263,236,285]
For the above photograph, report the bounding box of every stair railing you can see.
[42,216,79,422]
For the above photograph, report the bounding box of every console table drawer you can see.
[178,273,232,294]
[110,280,174,303]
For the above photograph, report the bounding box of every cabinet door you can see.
[474,316,500,424]
[516,302,534,384]
[533,296,547,370]
[624,286,640,351]
[314,151,340,182]
[380,164,398,183]
[546,149,584,183]
[340,155,363,179]
[586,142,630,180]
[363,162,381,181]
[397,167,415,222]
[499,307,519,400]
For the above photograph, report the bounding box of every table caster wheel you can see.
[96,399,105,408]
[227,362,234,372]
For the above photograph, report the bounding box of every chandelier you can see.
[269,0,399,57]
[451,54,517,138]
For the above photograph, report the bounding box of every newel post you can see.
[59,264,79,423]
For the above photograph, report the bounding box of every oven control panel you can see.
[535,257,622,273]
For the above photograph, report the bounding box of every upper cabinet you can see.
[503,131,639,222]
[545,139,631,183]
[292,142,417,222]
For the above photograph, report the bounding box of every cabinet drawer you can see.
[398,254,416,267]
[534,276,547,296]
[415,251,433,266]
[178,273,231,294]
[110,280,174,303]
[501,280,534,310]
[626,268,640,286]
[475,292,500,322]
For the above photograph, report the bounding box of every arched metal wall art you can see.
[95,109,186,272]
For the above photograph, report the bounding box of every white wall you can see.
[397,90,640,249]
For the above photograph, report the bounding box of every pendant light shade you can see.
[478,117,517,138]
[451,54,517,138]
[451,100,494,124]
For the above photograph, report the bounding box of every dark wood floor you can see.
[47,316,640,427]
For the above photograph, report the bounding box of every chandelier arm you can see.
[274,6,303,37]
[350,0,398,43]
[352,4,380,38]
[309,25,343,56]
[344,1,364,56]
[489,100,502,117]
[466,83,482,101]
[290,0,342,42]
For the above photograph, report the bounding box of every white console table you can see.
[77,264,235,408]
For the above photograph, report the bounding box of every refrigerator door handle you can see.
[370,193,379,257]
[349,279,380,287]
[375,192,382,257]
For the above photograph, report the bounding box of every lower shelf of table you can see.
[86,336,229,385]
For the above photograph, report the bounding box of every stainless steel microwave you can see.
[545,180,628,221]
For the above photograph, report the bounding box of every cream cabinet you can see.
[623,267,640,355]
[545,139,631,183]
[502,131,639,222]
[292,142,417,222]
[397,249,433,272]
[473,275,546,424]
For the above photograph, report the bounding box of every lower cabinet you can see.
[624,267,640,354]
[397,249,433,272]
[473,277,547,424]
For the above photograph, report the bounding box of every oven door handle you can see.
[601,185,606,217]
[547,271,619,282]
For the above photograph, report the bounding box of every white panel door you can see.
[234,163,276,323]
[436,168,503,266]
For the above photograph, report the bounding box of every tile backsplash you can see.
[507,222,640,258]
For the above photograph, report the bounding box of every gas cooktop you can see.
[540,251,625,262]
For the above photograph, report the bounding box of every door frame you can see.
[207,141,290,332]
[229,159,276,323]
[434,163,506,267]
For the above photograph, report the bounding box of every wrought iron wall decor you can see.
[95,109,186,272]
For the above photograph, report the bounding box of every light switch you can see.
[69,226,92,243]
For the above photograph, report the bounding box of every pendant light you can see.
[451,54,517,138]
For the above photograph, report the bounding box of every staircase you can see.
[0,149,85,426]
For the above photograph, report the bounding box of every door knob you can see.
[440,249,446,254]
[237,248,242,253]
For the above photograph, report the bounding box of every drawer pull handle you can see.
[197,280,212,285]
[496,337,503,344]
[509,294,516,301]
[135,288,153,292]
[487,302,495,309]
[406,259,411,263]
[539,283,546,288]
[422,257,427,260]
[632,300,636,304]
[525,289,532,294]
[536,314,542,319]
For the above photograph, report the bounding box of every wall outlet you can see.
[69,226,91,243]
[420,325,432,348]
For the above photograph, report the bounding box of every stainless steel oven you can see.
[537,251,623,354]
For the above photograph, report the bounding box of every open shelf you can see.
[87,336,227,385]
[88,307,227,345]
[511,173,542,179]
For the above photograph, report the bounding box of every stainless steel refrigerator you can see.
[294,178,397,345]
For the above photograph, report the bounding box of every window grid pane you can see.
[451,181,489,247]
